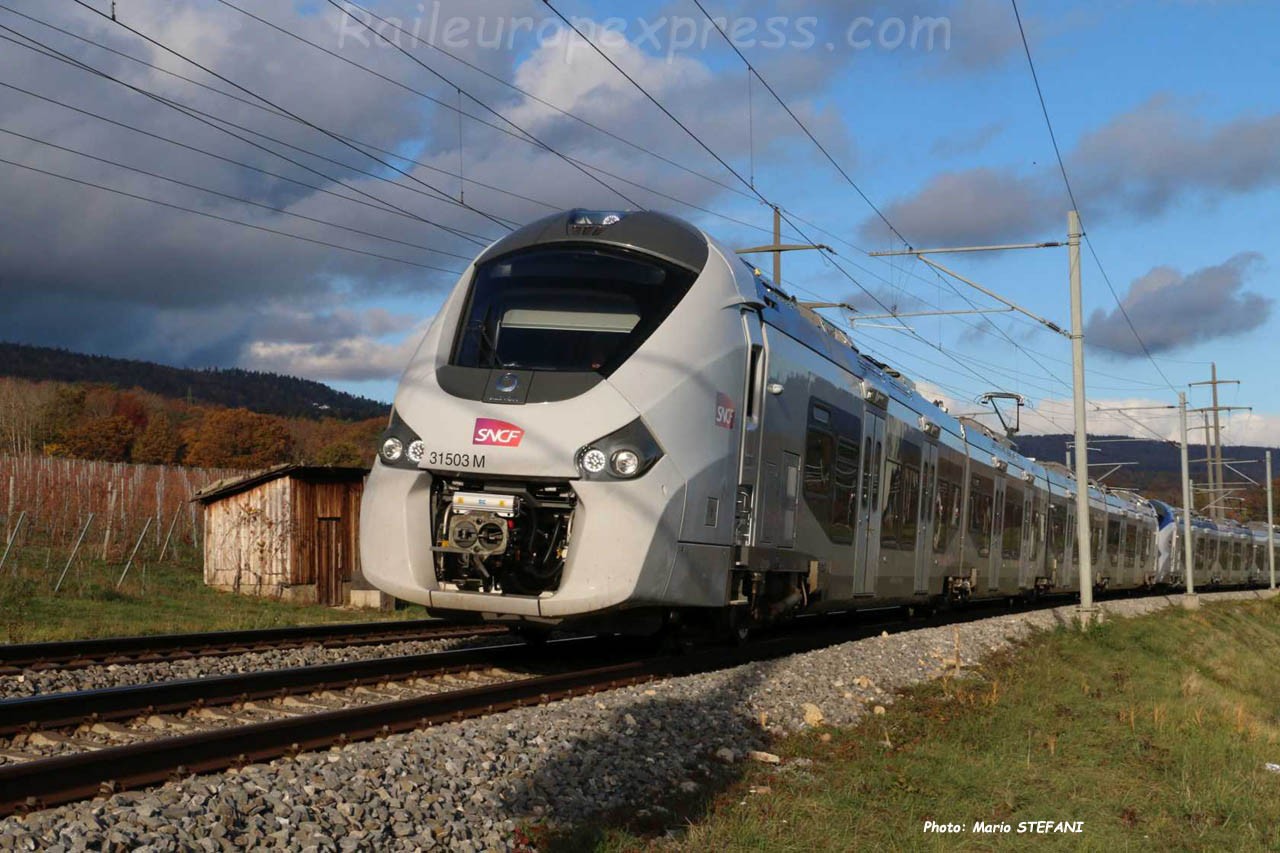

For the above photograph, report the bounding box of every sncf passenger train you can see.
[360,209,1275,634]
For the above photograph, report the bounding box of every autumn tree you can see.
[133,411,183,465]
[185,408,294,469]
[61,415,136,462]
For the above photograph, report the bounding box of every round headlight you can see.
[580,447,608,474]
[380,436,404,463]
[407,439,425,463]
[611,449,641,477]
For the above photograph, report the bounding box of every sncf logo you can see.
[715,392,736,430]
[473,418,524,447]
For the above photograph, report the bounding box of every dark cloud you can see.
[1085,252,1271,356]
[859,96,1280,246]
[861,167,1063,246]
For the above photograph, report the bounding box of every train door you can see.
[742,319,804,553]
[915,442,938,594]
[736,314,766,543]
[989,478,1006,591]
[854,411,885,594]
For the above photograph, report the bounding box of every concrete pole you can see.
[1268,450,1275,590]
[1068,210,1095,625]
[1211,363,1223,521]
[1180,394,1196,606]
[772,206,782,286]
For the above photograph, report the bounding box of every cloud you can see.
[862,167,1062,246]
[929,121,1005,158]
[1084,252,1270,356]
[861,97,1280,246]
[241,318,432,382]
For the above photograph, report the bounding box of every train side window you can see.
[1049,503,1066,561]
[1030,498,1043,562]
[803,429,833,502]
[1123,523,1137,568]
[968,474,994,557]
[933,459,964,554]
[1002,487,1024,560]
[881,459,902,549]
[831,438,860,544]
[1106,517,1122,564]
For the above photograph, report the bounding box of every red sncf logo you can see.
[715,392,736,429]
[473,418,524,447]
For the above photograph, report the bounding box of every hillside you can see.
[1015,433,1277,519]
[0,341,388,421]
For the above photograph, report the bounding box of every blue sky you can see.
[0,0,1276,446]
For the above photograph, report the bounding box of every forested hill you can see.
[1013,433,1278,517]
[0,342,387,421]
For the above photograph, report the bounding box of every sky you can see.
[0,0,1277,461]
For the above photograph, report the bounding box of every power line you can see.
[0,25,498,245]
[1009,0,1178,396]
[690,0,908,247]
[0,76,470,235]
[69,0,516,234]
[311,0,641,209]
[336,0,755,204]
[0,154,462,273]
[0,1,558,217]
[0,125,476,262]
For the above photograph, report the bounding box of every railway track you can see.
[0,603,1013,816]
[0,619,505,673]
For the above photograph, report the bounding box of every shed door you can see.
[316,517,343,605]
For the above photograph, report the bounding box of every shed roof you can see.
[193,464,369,505]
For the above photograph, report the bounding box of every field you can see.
[571,597,1280,852]
[0,455,415,642]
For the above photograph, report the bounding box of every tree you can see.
[185,408,294,469]
[133,411,184,465]
[61,415,135,462]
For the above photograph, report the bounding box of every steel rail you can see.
[0,640,555,737]
[0,620,503,672]
[0,610,995,816]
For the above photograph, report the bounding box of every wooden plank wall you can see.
[290,478,363,603]
[202,477,292,594]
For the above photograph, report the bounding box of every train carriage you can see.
[360,209,1267,633]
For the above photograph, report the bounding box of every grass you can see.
[552,597,1280,852]
[0,545,425,643]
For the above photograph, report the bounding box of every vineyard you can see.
[1,455,239,569]
[0,455,250,640]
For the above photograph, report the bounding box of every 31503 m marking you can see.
[428,451,486,469]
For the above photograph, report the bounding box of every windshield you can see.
[452,247,695,374]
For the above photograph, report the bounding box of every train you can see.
[359,208,1276,636]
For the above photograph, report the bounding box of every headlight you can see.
[580,448,608,474]
[377,410,423,470]
[611,449,640,477]
[576,418,663,481]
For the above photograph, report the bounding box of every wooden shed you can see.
[193,465,368,605]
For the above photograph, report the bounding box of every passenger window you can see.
[1002,489,1024,560]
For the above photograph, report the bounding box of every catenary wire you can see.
[0,153,462,273]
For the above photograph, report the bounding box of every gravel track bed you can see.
[1,591,1270,851]
[0,634,514,699]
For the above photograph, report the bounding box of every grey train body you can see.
[360,210,1274,632]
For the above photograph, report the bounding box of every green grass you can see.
[556,598,1280,853]
[0,545,424,643]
